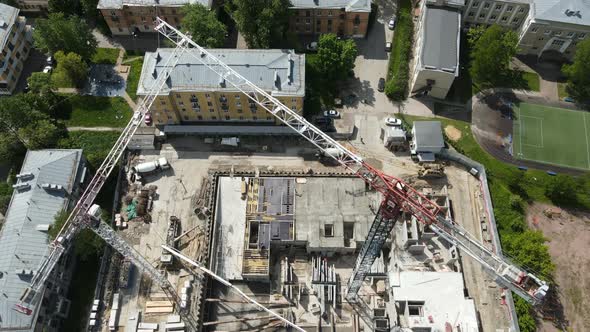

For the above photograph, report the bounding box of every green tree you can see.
[514,297,537,332]
[469,25,518,89]
[316,33,358,82]
[562,38,590,107]
[52,51,89,88]
[48,0,80,16]
[33,13,97,61]
[27,72,54,94]
[49,209,68,240]
[181,4,227,48]
[545,174,579,205]
[0,181,14,214]
[227,0,290,48]
[80,0,99,19]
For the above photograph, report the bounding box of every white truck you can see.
[132,157,170,175]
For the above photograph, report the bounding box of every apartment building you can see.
[409,0,461,99]
[0,149,88,332]
[137,49,305,126]
[98,0,211,36]
[15,0,49,12]
[0,3,32,96]
[462,0,589,61]
[289,0,371,38]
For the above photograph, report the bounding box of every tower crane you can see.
[152,19,549,305]
[17,17,548,332]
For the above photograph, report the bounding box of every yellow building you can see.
[98,0,211,36]
[137,49,305,126]
[0,3,32,96]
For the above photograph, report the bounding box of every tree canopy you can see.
[181,4,227,48]
[33,13,98,61]
[48,0,80,16]
[27,72,54,94]
[52,51,89,88]
[227,0,290,48]
[316,33,358,82]
[562,38,590,107]
[469,25,518,89]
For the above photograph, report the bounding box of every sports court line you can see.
[517,107,523,157]
[583,112,590,169]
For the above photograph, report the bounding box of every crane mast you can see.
[154,18,548,305]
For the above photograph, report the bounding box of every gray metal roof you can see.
[290,0,371,12]
[138,48,305,97]
[0,3,19,52]
[413,121,445,150]
[421,6,460,73]
[0,149,84,331]
[532,0,590,25]
[97,0,209,9]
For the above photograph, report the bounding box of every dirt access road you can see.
[527,203,590,331]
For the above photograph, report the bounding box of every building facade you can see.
[410,0,461,99]
[289,0,371,38]
[98,0,211,36]
[15,0,49,12]
[0,149,88,332]
[137,49,305,126]
[462,0,589,61]
[0,3,32,96]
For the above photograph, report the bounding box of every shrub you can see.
[385,0,413,101]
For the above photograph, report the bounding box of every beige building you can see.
[137,49,305,126]
[0,3,32,96]
[462,0,589,61]
[98,0,211,36]
[15,0,49,12]
[410,0,461,99]
[289,0,371,38]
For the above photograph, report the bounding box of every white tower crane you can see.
[18,17,548,332]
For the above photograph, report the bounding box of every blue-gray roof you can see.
[137,48,305,97]
[290,0,371,12]
[0,150,84,331]
[421,6,460,73]
[533,0,590,25]
[0,3,19,51]
[98,0,210,9]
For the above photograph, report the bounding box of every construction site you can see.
[78,131,518,332]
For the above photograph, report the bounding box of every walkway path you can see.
[67,126,123,131]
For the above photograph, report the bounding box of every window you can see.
[328,19,332,25]
[324,224,334,237]
[198,115,203,120]
[495,4,502,10]
[538,37,544,41]
[408,301,425,316]
[167,115,172,120]
[225,115,230,120]
[181,108,186,112]
[239,116,244,120]
[328,10,332,16]
[160,100,166,105]
[251,108,256,113]
[579,33,586,39]
[552,39,565,46]
[531,27,538,33]
[207,101,213,107]
[479,13,486,19]
[490,15,497,20]
[209,109,214,113]
[544,29,551,34]
[236,102,242,107]
[513,18,519,24]
[234,94,240,99]
[237,109,243,113]
[506,5,513,12]
[296,18,300,23]
[483,2,490,9]
[567,31,575,37]
[178,101,184,106]
[205,93,211,98]
[501,16,508,21]
[305,18,311,24]
[519,7,525,12]
[472,1,479,7]
[468,11,475,17]
[211,116,217,120]
[555,31,561,36]
[266,116,272,120]
[306,10,310,17]
[223,108,229,113]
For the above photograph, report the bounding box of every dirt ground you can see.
[526,203,590,331]
[444,125,462,142]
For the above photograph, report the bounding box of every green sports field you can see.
[513,103,590,170]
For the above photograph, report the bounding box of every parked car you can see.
[132,110,142,125]
[42,66,52,74]
[307,42,318,52]
[378,78,385,92]
[46,56,54,66]
[564,97,575,103]
[24,82,30,93]
[385,42,392,52]
[323,110,340,118]
[144,112,153,126]
[388,16,396,30]
[384,117,402,126]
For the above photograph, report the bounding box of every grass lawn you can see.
[558,83,569,99]
[124,56,144,101]
[521,72,540,91]
[63,95,132,127]
[92,48,120,65]
[513,103,590,170]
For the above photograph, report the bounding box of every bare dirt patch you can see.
[526,202,590,331]
[444,125,462,142]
